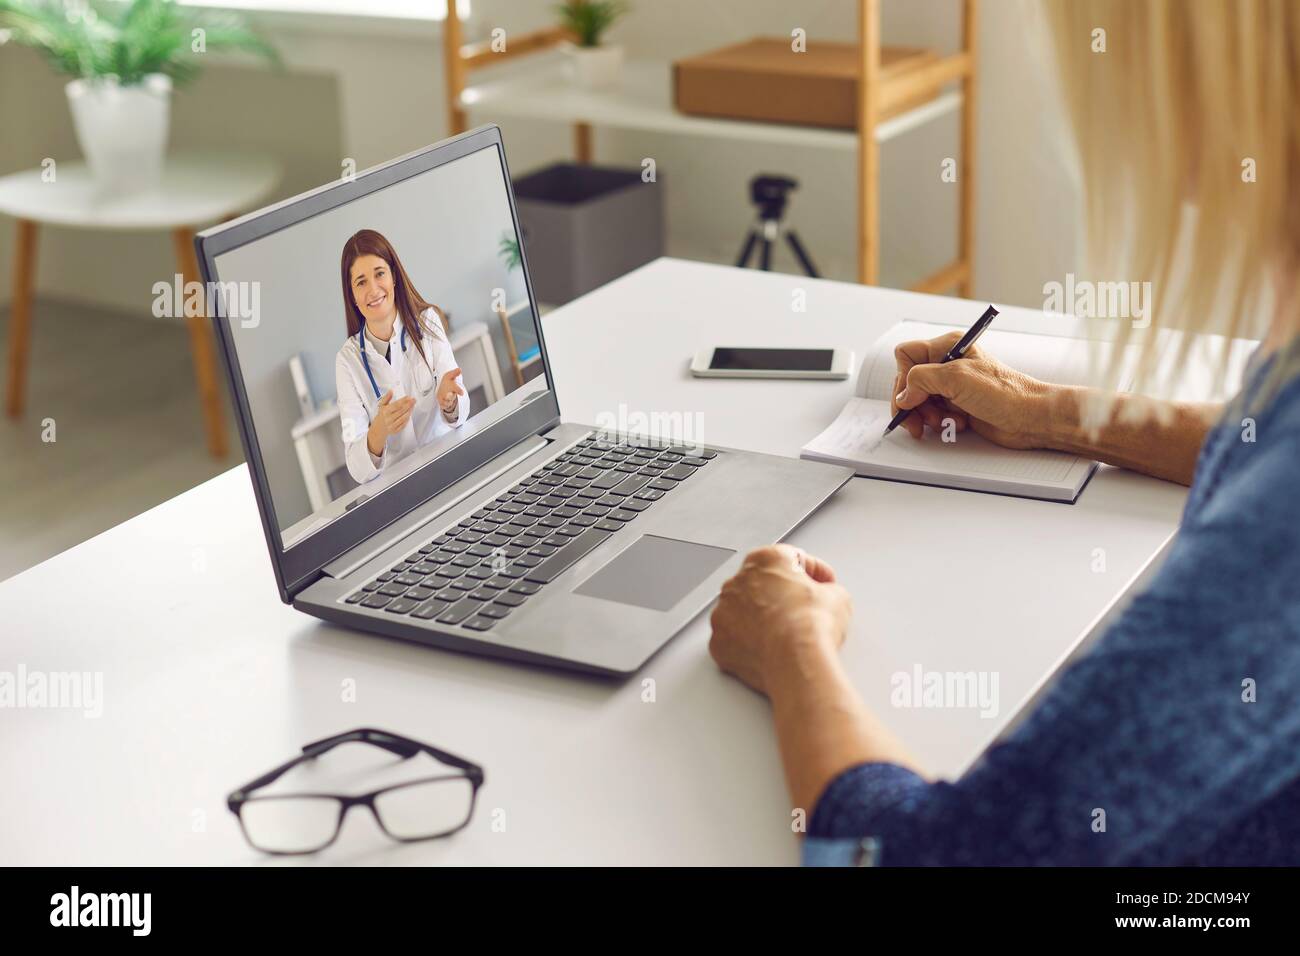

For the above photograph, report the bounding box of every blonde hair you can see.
[1039,0,1300,410]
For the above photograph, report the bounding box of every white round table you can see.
[0,153,281,457]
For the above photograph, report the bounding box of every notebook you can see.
[800,321,1136,503]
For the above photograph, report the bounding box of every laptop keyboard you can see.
[343,436,718,631]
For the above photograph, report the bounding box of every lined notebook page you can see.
[805,398,1079,484]
[858,321,1135,401]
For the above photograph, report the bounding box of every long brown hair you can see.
[340,229,441,370]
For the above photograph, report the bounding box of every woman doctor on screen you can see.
[335,229,469,484]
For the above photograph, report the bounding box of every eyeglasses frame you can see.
[226,727,485,855]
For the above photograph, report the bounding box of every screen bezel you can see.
[196,126,560,603]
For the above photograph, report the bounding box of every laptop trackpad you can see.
[573,534,736,612]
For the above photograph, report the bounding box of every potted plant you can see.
[0,0,278,195]
[555,0,629,89]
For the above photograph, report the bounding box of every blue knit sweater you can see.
[806,353,1300,865]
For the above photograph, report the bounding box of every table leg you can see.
[5,218,38,418]
[172,227,227,458]
[574,122,593,164]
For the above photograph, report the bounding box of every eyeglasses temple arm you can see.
[417,742,483,778]
[301,727,419,759]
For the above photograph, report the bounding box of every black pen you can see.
[882,304,1000,437]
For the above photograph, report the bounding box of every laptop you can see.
[196,126,852,676]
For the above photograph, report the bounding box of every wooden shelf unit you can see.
[442,0,978,295]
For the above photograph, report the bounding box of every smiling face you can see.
[350,254,397,328]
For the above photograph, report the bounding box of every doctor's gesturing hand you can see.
[366,389,417,458]
[437,367,466,416]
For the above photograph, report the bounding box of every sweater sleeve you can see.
[809,424,1300,865]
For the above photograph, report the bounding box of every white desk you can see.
[0,259,1247,865]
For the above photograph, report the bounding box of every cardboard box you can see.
[673,37,938,129]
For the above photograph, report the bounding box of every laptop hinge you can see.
[321,433,550,581]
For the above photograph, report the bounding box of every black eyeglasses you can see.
[227,728,484,855]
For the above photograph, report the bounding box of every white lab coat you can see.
[336,307,469,484]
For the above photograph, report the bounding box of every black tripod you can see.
[735,174,820,278]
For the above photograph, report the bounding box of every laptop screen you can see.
[211,141,547,549]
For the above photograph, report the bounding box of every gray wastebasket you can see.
[513,163,664,304]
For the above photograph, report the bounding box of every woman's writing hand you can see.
[437,368,466,414]
[709,545,852,696]
[891,331,1053,449]
[367,389,416,457]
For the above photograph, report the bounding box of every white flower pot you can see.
[66,74,172,196]
[565,44,624,89]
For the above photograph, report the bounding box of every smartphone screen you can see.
[708,347,834,372]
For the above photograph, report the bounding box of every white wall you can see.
[972,0,1082,310]
[0,0,1079,316]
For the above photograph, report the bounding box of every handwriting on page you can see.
[808,401,893,457]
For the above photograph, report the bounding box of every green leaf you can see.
[498,232,522,270]
[0,0,279,85]
[554,0,630,48]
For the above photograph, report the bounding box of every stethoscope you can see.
[358,325,408,400]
